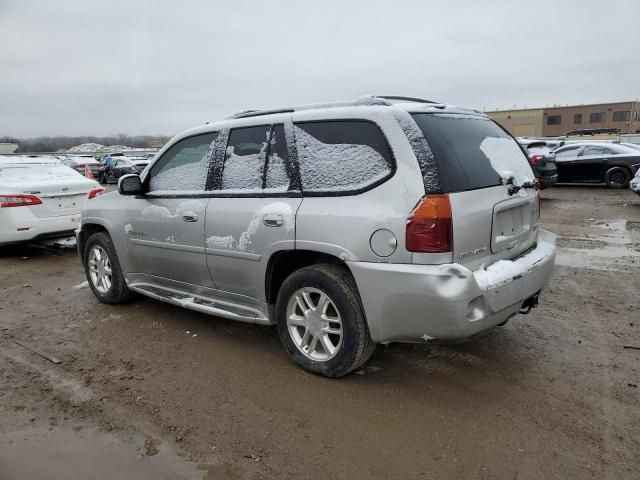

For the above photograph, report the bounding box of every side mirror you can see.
[118,174,144,195]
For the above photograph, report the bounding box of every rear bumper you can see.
[0,208,81,246]
[538,174,558,189]
[630,178,640,194]
[348,229,556,343]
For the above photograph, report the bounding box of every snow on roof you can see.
[0,155,61,165]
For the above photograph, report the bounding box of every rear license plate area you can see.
[492,200,532,253]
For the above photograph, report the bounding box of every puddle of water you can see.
[0,427,205,480]
[555,218,640,271]
[556,247,640,271]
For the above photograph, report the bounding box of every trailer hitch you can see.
[519,293,540,315]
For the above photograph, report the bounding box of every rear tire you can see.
[275,263,375,377]
[605,167,630,189]
[83,232,133,304]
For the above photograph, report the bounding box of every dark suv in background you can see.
[517,139,558,189]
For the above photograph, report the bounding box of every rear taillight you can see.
[88,188,106,199]
[529,155,544,166]
[406,194,452,253]
[0,194,43,208]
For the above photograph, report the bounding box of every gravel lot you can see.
[1,187,639,479]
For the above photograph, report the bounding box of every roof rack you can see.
[376,95,438,104]
[226,95,442,120]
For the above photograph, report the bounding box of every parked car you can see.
[517,139,558,189]
[97,157,143,184]
[77,96,556,377]
[621,143,640,152]
[630,169,640,196]
[0,157,103,246]
[61,155,101,177]
[553,143,640,188]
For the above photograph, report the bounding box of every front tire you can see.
[275,264,375,377]
[605,167,630,189]
[83,232,132,304]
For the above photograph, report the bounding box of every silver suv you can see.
[77,96,556,377]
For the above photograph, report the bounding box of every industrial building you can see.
[487,101,640,137]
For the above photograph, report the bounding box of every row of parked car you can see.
[0,150,157,246]
[517,138,640,192]
[60,152,155,184]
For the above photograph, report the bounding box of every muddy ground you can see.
[1,187,639,479]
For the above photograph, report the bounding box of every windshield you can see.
[411,114,534,192]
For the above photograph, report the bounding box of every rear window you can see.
[411,114,534,192]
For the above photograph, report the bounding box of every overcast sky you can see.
[1,0,639,137]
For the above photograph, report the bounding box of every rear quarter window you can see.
[293,120,394,194]
[411,114,534,192]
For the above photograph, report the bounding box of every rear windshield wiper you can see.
[505,176,538,195]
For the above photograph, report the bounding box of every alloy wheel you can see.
[88,245,112,294]
[286,287,343,361]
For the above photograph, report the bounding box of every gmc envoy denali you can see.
[77,96,556,377]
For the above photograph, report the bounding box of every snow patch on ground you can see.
[73,280,89,290]
[42,236,77,249]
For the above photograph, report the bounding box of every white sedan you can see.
[631,169,640,196]
[0,157,104,246]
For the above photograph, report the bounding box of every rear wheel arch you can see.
[604,166,631,188]
[265,250,356,306]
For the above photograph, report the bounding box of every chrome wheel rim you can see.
[88,245,112,294]
[286,287,343,361]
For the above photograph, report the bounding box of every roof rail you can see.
[376,95,438,104]
[226,95,441,119]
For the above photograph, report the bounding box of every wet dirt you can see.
[1,187,639,479]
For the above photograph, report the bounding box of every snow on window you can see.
[294,124,391,192]
[264,152,289,191]
[221,152,264,190]
[264,125,290,191]
[149,133,217,192]
[220,126,269,192]
[479,137,534,185]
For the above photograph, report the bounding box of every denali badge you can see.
[459,247,487,259]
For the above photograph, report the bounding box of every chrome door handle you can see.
[263,214,283,227]
[182,212,198,222]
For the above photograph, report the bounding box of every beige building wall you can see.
[487,109,544,137]
[487,101,640,138]
[542,101,639,137]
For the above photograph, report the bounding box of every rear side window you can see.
[583,146,605,156]
[411,114,534,192]
[555,146,580,159]
[222,126,270,191]
[149,132,217,192]
[216,124,294,194]
[293,121,393,193]
[264,125,291,191]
